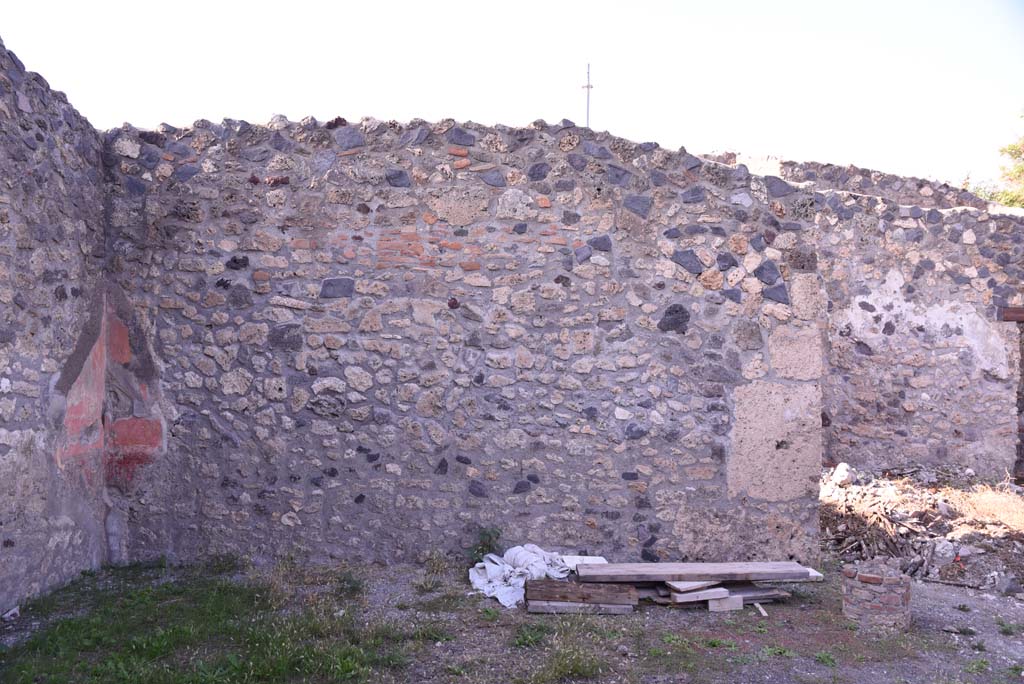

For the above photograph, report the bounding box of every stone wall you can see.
[812,195,1022,477]
[1,33,1022,612]
[779,160,988,210]
[101,117,828,569]
[0,37,109,612]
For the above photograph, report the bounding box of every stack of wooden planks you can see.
[524,561,822,614]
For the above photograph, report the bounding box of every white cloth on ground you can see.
[468,544,570,607]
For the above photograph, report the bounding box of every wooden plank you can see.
[576,561,812,583]
[665,580,720,593]
[561,555,608,571]
[526,579,637,605]
[708,595,744,612]
[724,583,790,603]
[669,587,730,603]
[998,307,1024,322]
[526,600,633,615]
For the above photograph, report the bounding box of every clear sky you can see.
[4,0,1023,186]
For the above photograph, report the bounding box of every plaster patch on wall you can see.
[728,380,823,502]
[837,268,1009,379]
[768,325,824,381]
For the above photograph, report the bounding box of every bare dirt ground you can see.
[3,555,1022,684]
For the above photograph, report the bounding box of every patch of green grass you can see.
[446,663,468,676]
[970,640,986,652]
[1009,664,1023,677]
[704,637,736,650]
[955,625,977,636]
[641,633,696,673]
[514,623,554,648]
[479,606,500,622]
[964,658,989,674]
[411,622,454,643]
[334,569,366,599]
[762,645,796,658]
[2,567,412,684]
[754,621,769,634]
[412,574,444,594]
[202,553,242,575]
[814,651,837,667]
[996,617,1023,636]
[415,592,467,613]
[530,644,605,683]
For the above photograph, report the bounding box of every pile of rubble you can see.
[820,463,1024,598]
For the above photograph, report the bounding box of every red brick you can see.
[447,146,468,157]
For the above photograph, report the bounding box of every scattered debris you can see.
[821,463,1024,595]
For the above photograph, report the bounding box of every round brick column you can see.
[841,560,911,631]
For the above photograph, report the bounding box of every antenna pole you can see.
[582,64,593,128]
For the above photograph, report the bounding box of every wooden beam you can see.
[576,561,812,583]
[708,596,744,612]
[526,600,633,615]
[525,579,637,605]
[998,307,1024,322]
[668,587,730,603]
[665,580,720,593]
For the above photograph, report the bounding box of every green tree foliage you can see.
[991,120,1024,208]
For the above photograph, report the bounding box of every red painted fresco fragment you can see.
[107,315,132,365]
[108,417,162,450]
[104,450,153,492]
[55,312,107,471]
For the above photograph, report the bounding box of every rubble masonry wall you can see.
[1,36,1021,611]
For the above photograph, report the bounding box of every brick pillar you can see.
[841,560,911,631]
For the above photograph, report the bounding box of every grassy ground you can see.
[1,556,1022,684]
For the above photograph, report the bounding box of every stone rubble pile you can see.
[820,464,1024,597]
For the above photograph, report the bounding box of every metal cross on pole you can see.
[582,64,593,128]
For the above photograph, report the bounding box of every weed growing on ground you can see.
[815,651,837,666]
[964,658,990,674]
[703,638,736,650]
[411,622,455,643]
[529,642,605,683]
[469,526,502,564]
[996,617,1022,636]
[334,569,366,599]
[513,623,553,648]
[762,645,796,658]
[415,592,467,612]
